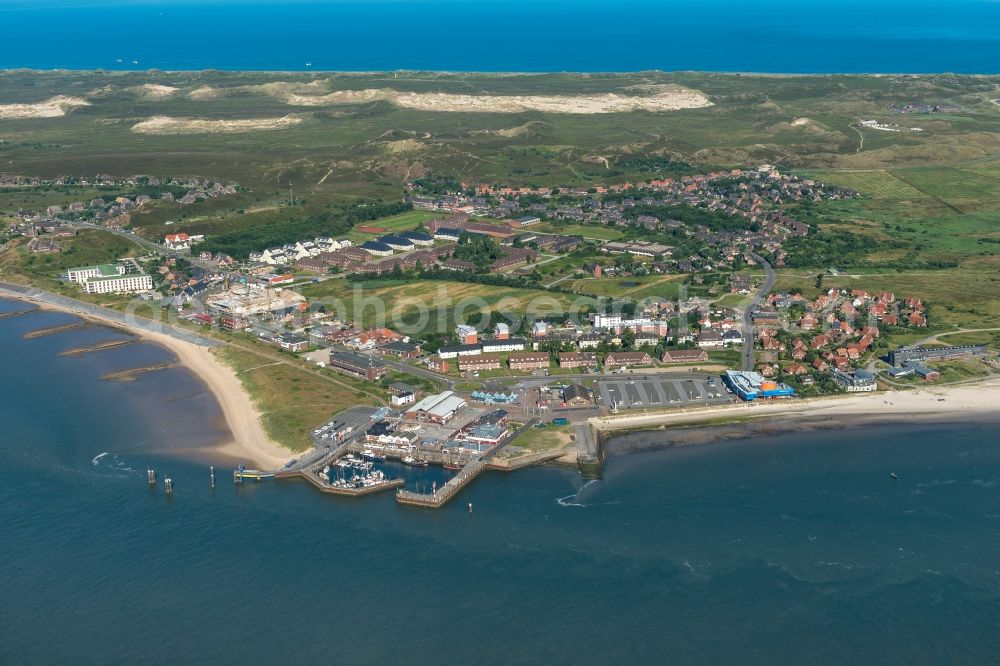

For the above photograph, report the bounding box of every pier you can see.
[233,468,275,482]
[396,458,488,508]
[394,418,539,509]
[573,422,604,478]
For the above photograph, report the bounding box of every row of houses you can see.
[250,238,354,266]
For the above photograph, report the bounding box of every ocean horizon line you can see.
[4,67,1000,77]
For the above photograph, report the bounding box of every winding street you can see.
[742,252,775,371]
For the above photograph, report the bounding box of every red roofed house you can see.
[164,232,190,249]
[811,334,832,349]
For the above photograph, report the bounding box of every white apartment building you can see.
[83,273,154,294]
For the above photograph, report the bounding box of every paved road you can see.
[742,252,775,371]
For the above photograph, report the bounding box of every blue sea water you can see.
[2,0,1000,73]
[3,297,1000,663]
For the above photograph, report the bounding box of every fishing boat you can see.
[362,449,386,462]
[401,455,429,467]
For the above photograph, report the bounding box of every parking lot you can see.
[312,405,382,445]
[595,375,731,410]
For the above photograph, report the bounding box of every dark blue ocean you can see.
[3,0,1000,73]
[3,296,1000,664]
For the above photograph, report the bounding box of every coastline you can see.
[595,379,1000,453]
[3,292,291,469]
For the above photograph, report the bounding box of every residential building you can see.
[455,324,479,345]
[696,330,725,348]
[68,263,124,283]
[888,345,987,367]
[271,333,309,353]
[391,391,416,407]
[508,352,550,371]
[481,337,525,353]
[832,369,878,392]
[558,351,598,368]
[437,343,482,359]
[458,355,503,372]
[328,351,387,381]
[604,351,654,368]
[82,272,153,294]
[378,341,421,359]
[660,349,709,364]
[360,241,393,257]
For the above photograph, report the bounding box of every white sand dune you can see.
[187,81,712,114]
[131,114,304,134]
[280,86,712,113]
[0,96,90,119]
[131,84,179,100]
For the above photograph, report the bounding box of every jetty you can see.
[101,362,176,381]
[0,309,34,319]
[59,338,137,356]
[22,322,86,339]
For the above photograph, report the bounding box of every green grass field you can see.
[299,278,589,334]
[215,344,378,451]
[531,223,626,240]
[803,170,931,199]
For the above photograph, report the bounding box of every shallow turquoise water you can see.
[2,300,1000,664]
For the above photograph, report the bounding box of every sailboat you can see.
[443,450,462,471]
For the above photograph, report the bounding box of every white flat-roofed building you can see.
[481,337,525,353]
[437,343,482,359]
[67,263,124,283]
[82,273,153,294]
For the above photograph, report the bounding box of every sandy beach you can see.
[7,292,291,469]
[595,378,1000,448]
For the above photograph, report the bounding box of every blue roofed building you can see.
[724,370,795,401]
[360,240,394,256]
[400,230,434,246]
[433,227,462,241]
[380,235,415,251]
